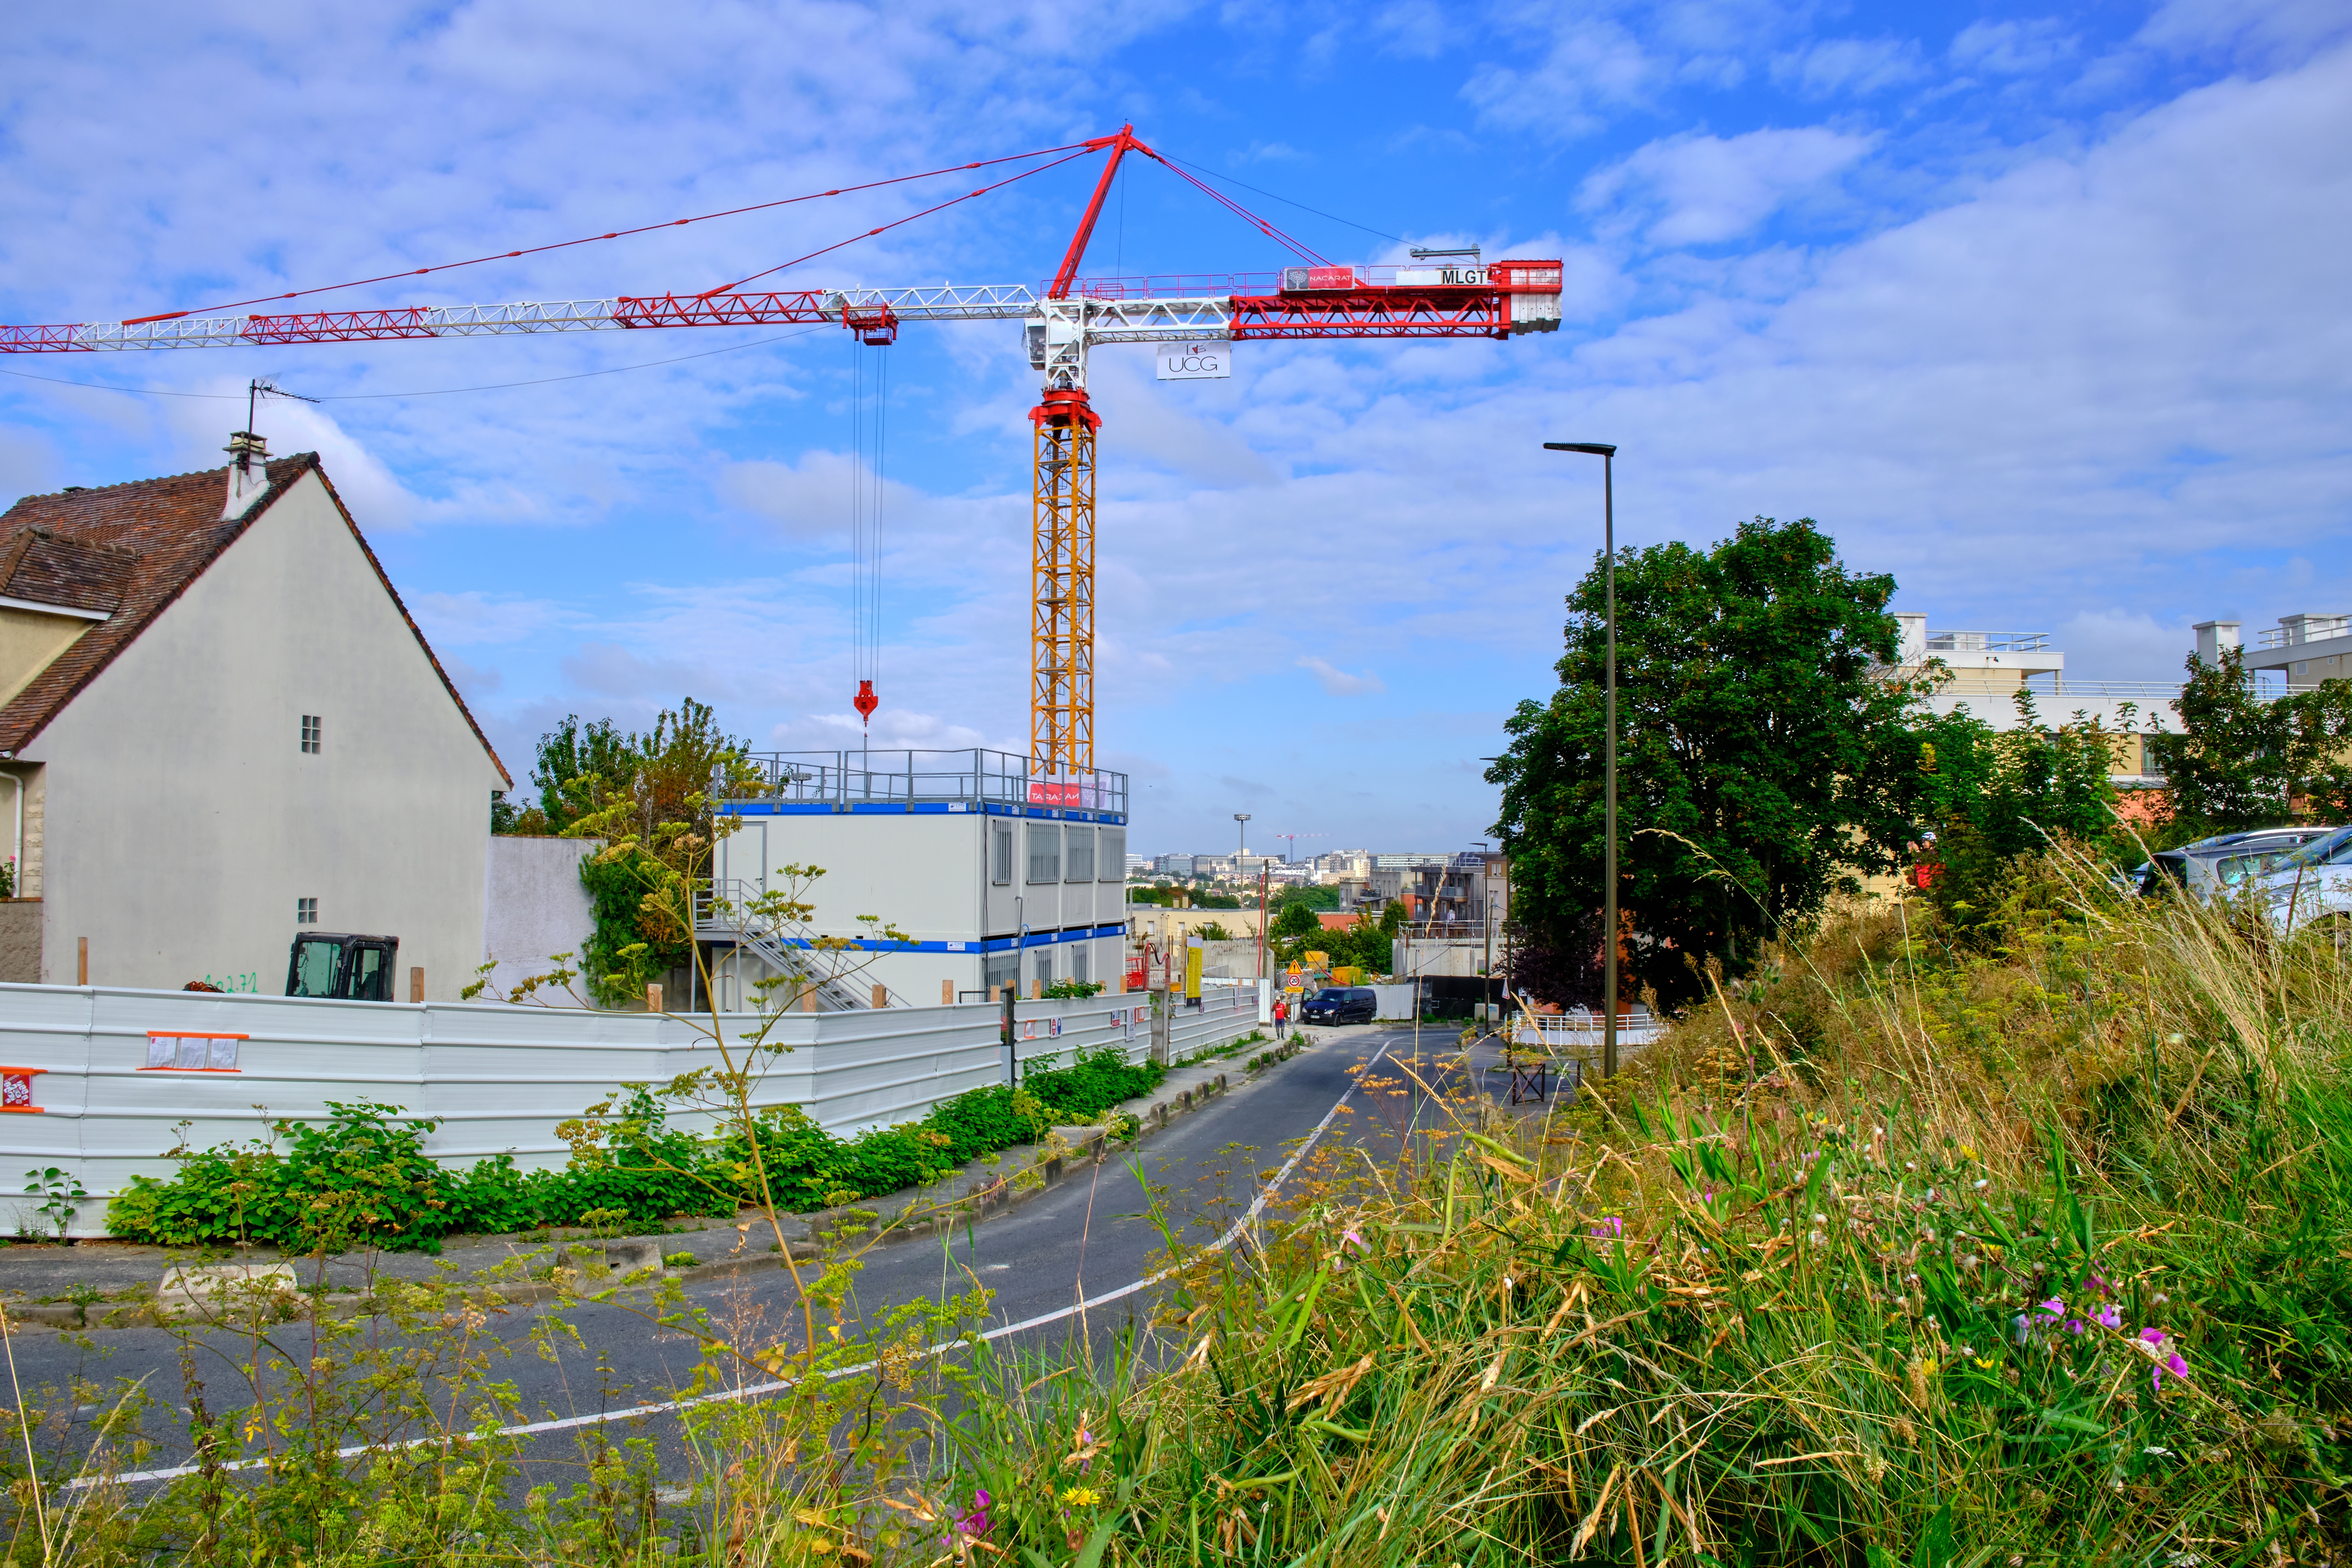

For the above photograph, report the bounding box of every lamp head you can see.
[1545,442,1617,456]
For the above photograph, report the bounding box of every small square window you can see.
[300,715,322,754]
[296,897,318,925]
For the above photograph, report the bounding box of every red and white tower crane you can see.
[0,128,1563,784]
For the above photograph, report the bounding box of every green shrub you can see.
[271,1101,451,1252]
[538,1089,730,1225]
[440,1154,537,1236]
[924,1085,1030,1162]
[105,1048,1177,1244]
[105,1143,278,1247]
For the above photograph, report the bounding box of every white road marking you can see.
[74,1042,1389,1490]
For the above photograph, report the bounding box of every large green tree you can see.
[1487,517,1927,1002]
[1911,693,2127,939]
[2148,647,2352,836]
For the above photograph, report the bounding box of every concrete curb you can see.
[2,1037,1324,1333]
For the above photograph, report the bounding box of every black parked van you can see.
[1302,986,1378,1025]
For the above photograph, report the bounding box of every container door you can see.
[724,820,768,902]
[348,943,389,1001]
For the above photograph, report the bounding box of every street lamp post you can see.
[1233,812,1250,859]
[1544,441,1619,1080]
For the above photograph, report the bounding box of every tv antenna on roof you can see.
[243,377,318,437]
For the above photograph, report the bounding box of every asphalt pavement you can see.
[14,1022,1517,1496]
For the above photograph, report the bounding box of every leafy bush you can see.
[540,1089,729,1225]
[106,1050,1173,1246]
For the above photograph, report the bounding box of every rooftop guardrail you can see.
[718,747,1128,815]
[1925,631,2052,654]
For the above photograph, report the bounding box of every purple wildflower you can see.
[1591,1216,1624,1241]
[2066,1319,2084,1335]
[956,1488,992,1537]
[2096,1305,2122,1330]
[2038,1296,2066,1319]
[1340,1227,1367,1252]
[2139,1328,2191,1392]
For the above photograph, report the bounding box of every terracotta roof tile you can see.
[0,455,510,786]
[0,525,139,615]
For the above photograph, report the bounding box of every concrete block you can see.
[157,1262,299,1315]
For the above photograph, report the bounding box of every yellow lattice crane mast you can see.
[1029,386,1098,774]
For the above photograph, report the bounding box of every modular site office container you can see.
[701,748,1132,1009]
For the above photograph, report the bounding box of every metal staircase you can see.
[694,879,901,1011]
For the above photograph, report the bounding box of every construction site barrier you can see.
[0,983,1261,1237]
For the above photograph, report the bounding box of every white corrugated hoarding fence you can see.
[0,982,1257,1236]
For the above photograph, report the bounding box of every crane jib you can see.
[0,265,1562,352]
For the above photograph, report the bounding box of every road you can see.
[15,1023,1504,1496]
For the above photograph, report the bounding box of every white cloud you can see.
[6,3,2351,858]
[1297,655,1386,696]
[438,652,505,699]
[1582,127,1874,246]
[1772,37,1928,97]
[2136,0,2352,62]
[413,591,564,646]
[0,427,60,502]
[1461,18,1657,139]
[1950,18,2076,75]
[2044,609,2202,685]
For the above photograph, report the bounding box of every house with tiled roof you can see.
[0,437,509,996]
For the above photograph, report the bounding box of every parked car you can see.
[2133,827,2337,901]
[1302,986,1378,1025]
[2254,826,2352,939]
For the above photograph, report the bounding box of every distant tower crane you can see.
[0,128,1563,788]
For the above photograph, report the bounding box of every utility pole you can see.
[1545,441,1619,1079]
[1257,864,1269,980]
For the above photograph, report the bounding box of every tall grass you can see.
[8,853,2350,1562]
[938,853,2352,1564]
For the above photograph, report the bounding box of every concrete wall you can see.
[481,837,597,1000]
[1126,906,1268,945]
[0,980,1260,1235]
[20,470,507,998]
[0,899,38,983]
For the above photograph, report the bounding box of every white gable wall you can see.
[24,469,503,997]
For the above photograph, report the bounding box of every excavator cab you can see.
[285,933,400,1001]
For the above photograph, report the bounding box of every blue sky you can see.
[3,0,2347,858]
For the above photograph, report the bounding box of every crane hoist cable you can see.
[849,336,888,741]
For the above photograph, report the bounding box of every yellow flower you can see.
[1060,1487,1102,1508]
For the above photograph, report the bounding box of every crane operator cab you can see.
[285,933,400,1001]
